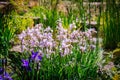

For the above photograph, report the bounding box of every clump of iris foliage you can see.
[0,10,103,79]
[7,20,102,80]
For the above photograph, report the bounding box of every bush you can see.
[2,12,34,34]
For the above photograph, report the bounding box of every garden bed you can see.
[0,0,120,80]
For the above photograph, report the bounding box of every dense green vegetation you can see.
[0,0,120,80]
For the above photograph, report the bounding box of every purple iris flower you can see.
[31,51,39,60]
[0,72,13,80]
[37,55,42,61]
[34,55,42,63]
[22,59,29,67]
[22,59,31,71]
[0,76,2,80]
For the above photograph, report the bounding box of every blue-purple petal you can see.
[0,72,13,80]
[38,55,42,61]
[22,59,29,67]
[31,51,39,60]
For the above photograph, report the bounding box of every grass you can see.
[103,0,120,49]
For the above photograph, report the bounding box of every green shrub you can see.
[3,12,34,34]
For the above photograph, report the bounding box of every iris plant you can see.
[0,67,12,80]
[22,59,31,71]
[18,21,97,57]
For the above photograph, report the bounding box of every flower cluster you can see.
[18,19,97,56]
[18,24,56,54]
[56,20,97,56]
[103,62,115,71]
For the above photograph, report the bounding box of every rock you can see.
[113,48,120,57]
